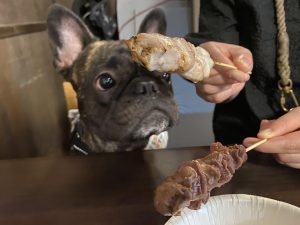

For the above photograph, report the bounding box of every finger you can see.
[201,73,238,85]
[284,163,300,169]
[232,50,253,73]
[257,107,300,139]
[222,69,250,83]
[202,83,244,103]
[200,42,253,73]
[196,83,232,95]
[200,88,232,103]
[244,130,300,153]
[273,153,300,164]
[259,119,274,130]
[243,137,267,150]
[203,68,249,84]
[209,67,220,76]
[273,155,300,169]
[208,57,249,83]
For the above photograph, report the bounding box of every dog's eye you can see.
[97,73,116,90]
[162,72,171,82]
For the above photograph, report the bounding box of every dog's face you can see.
[47,4,178,152]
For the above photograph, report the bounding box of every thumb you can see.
[257,108,300,139]
[256,119,274,139]
[232,49,253,73]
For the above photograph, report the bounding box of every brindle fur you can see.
[47,4,178,152]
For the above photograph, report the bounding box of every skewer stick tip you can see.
[245,139,267,152]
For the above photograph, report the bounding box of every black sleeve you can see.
[185,0,239,46]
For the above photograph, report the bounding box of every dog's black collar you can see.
[69,119,168,154]
[70,122,91,155]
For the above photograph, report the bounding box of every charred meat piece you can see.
[154,142,247,216]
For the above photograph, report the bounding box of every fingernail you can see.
[261,119,270,125]
[258,128,273,139]
[238,55,252,70]
[243,138,256,147]
[243,141,252,147]
[244,73,250,81]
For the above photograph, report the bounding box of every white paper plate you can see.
[165,194,300,225]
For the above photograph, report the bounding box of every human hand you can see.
[196,41,253,103]
[243,107,300,169]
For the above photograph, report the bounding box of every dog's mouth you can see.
[132,110,171,139]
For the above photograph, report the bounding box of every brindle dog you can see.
[47,4,178,153]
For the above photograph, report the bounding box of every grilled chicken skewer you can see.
[126,33,214,83]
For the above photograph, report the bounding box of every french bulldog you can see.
[47,4,178,153]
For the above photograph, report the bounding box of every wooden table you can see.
[0,147,299,225]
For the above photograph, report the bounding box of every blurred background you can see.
[0,0,214,159]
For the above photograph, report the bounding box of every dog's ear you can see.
[138,8,167,35]
[47,4,94,79]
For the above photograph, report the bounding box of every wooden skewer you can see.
[245,139,267,152]
[214,61,252,75]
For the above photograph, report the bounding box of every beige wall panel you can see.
[0,0,53,24]
[0,31,69,158]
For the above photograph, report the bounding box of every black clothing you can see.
[213,89,260,144]
[186,0,300,144]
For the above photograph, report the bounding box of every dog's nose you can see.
[135,81,160,96]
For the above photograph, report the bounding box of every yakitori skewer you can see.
[214,61,252,75]
[126,33,252,83]
[246,138,267,152]
[154,139,268,216]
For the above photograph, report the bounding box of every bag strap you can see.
[274,0,299,111]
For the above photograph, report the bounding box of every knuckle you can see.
[205,96,217,103]
[204,41,215,46]
[200,41,216,49]
[281,138,298,153]
[197,84,212,95]
[207,94,225,103]
[285,141,297,152]
[201,85,214,95]
[196,88,208,100]
[195,85,205,96]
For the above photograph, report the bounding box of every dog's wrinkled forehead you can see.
[73,40,135,82]
[84,41,133,71]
